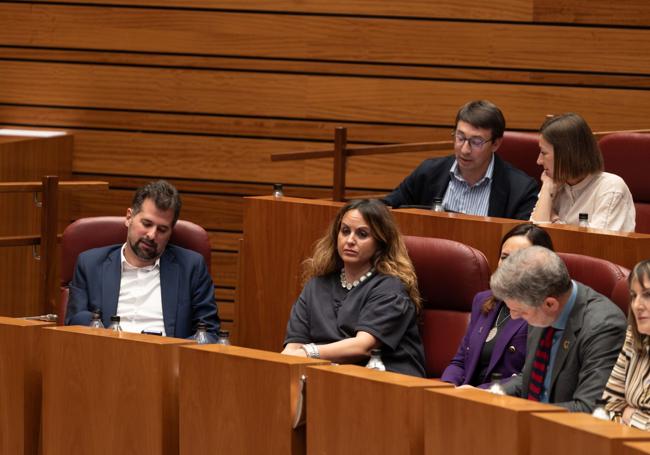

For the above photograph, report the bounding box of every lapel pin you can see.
[563,340,570,350]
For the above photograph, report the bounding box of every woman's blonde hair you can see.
[303,199,421,310]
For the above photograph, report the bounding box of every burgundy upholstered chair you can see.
[497,131,540,183]
[404,235,491,377]
[599,132,650,233]
[558,252,630,314]
[58,216,211,324]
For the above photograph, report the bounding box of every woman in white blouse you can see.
[530,113,635,232]
[603,260,650,429]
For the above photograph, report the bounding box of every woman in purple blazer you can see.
[441,224,554,387]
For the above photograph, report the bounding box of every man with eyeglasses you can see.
[384,100,538,220]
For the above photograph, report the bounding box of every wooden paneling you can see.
[3,4,650,74]
[19,0,535,22]
[534,0,650,26]
[3,60,650,131]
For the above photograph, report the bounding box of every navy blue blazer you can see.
[65,243,220,339]
[383,154,538,220]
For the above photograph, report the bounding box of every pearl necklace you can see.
[340,268,374,290]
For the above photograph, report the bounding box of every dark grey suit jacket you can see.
[502,283,626,412]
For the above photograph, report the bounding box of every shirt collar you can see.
[120,243,160,272]
[449,153,495,187]
[552,280,577,330]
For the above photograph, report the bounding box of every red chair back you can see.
[59,216,211,323]
[497,131,540,183]
[404,236,491,377]
[599,132,650,233]
[558,252,629,314]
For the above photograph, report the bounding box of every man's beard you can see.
[130,237,159,261]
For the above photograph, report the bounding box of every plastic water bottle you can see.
[578,213,589,228]
[365,349,386,371]
[108,315,122,332]
[272,183,284,199]
[89,310,104,329]
[216,330,231,345]
[194,322,211,345]
[432,197,445,212]
[591,398,610,420]
[488,372,506,395]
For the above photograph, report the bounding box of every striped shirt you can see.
[442,155,494,216]
[603,328,650,430]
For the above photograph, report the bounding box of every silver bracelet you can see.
[300,343,320,359]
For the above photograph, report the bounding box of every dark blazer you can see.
[65,243,220,339]
[383,154,538,220]
[441,290,527,387]
[502,283,626,412]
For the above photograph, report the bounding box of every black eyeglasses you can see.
[452,131,493,151]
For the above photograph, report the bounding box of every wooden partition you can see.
[0,317,54,455]
[306,364,450,455]
[239,196,650,350]
[179,344,327,455]
[41,326,189,455]
[425,388,565,455]
[625,442,650,455]
[529,412,650,455]
[0,132,72,317]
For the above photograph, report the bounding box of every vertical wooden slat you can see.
[39,176,59,316]
[332,127,347,202]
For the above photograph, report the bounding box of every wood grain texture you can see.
[19,0,534,21]
[534,0,650,26]
[42,326,190,455]
[4,60,650,131]
[425,388,565,455]
[2,4,649,74]
[0,317,54,455]
[529,412,650,455]
[307,364,450,455]
[179,344,327,455]
[625,442,650,455]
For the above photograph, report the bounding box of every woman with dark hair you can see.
[441,223,554,387]
[281,199,426,377]
[603,260,650,429]
[531,112,635,232]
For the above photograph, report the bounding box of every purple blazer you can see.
[441,290,527,387]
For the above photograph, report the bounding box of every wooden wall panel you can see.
[534,0,650,26]
[25,0,534,22]
[3,4,650,74]
[4,60,650,131]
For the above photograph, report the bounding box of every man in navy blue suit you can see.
[65,180,219,340]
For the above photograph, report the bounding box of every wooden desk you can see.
[179,344,326,455]
[306,364,450,455]
[625,442,650,455]
[0,132,72,317]
[239,196,650,350]
[424,388,565,455]
[41,326,190,455]
[529,412,650,455]
[0,316,54,455]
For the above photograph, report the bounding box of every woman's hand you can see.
[539,171,557,198]
[282,343,308,357]
[622,406,636,425]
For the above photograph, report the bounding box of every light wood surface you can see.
[0,134,72,317]
[179,344,327,455]
[625,441,650,455]
[529,412,650,455]
[0,317,54,455]
[41,326,190,455]
[306,364,450,455]
[425,387,565,455]
[4,4,650,75]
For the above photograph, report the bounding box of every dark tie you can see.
[527,326,556,401]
